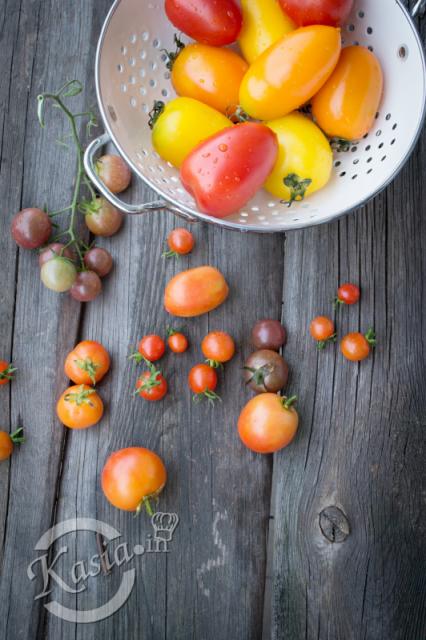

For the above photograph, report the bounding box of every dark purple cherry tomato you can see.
[96,155,131,194]
[70,271,102,302]
[243,349,289,393]
[251,320,287,351]
[84,248,113,277]
[84,198,123,237]
[11,208,52,249]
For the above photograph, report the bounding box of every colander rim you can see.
[94,0,426,233]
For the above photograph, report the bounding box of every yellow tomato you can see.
[239,25,341,120]
[312,46,384,141]
[171,44,248,114]
[239,0,295,64]
[265,113,333,203]
[151,97,232,168]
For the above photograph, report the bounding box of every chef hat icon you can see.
[151,512,179,542]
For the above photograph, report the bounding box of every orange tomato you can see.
[238,394,299,453]
[164,266,229,317]
[0,361,16,385]
[56,385,104,429]
[172,44,248,114]
[0,428,24,461]
[340,330,376,362]
[201,331,235,367]
[64,341,110,386]
[312,46,384,140]
[101,447,167,514]
[167,330,189,354]
[239,25,341,120]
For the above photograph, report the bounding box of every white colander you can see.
[84,0,426,232]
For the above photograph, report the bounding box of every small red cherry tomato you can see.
[180,123,278,218]
[310,316,336,350]
[135,368,168,401]
[0,361,17,386]
[279,0,354,27]
[167,328,189,354]
[188,364,220,403]
[340,329,376,362]
[163,228,195,258]
[201,331,235,367]
[165,0,242,47]
[132,335,166,363]
[336,283,361,307]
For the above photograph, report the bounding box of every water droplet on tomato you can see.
[218,144,228,152]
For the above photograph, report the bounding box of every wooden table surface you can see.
[0,1,425,638]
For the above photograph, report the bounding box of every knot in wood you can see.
[319,506,350,543]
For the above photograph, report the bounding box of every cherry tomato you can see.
[163,228,195,258]
[84,198,123,237]
[239,0,295,64]
[56,385,104,429]
[151,97,232,169]
[171,44,248,114]
[0,428,25,462]
[84,248,113,277]
[181,123,278,218]
[167,328,189,354]
[11,208,52,250]
[188,364,220,403]
[70,271,102,302]
[201,332,235,367]
[96,155,131,194]
[341,329,376,362]
[132,335,166,363]
[165,266,229,317]
[239,26,341,120]
[39,243,75,267]
[0,361,17,386]
[251,320,287,351]
[243,350,288,393]
[238,394,299,454]
[64,341,111,386]
[312,47,384,141]
[101,447,167,514]
[279,0,354,27]
[336,283,361,307]
[135,368,168,402]
[310,316,336,350]
[165,0,242,46]
[40,257,77,293]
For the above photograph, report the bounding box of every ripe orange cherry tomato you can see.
[336,283,360,306]
[171,44,248,115]
[0,361,16,385]
[163,228,195,258]
[312,47,384,141]
[310,316,336,349]
[201,331,235,367]
[101,447,167,515]
[64,341,110,386]
[165,266,229,317]
[56,385,104,429]
[132,335,166,363]
[167,328,189,354]
[188,364,220,403]
[0,428,24,461]
[238,394,299,454]
[340,330,376,362]
[135,365,168,401]
[239,25,341,120]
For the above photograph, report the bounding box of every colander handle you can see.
[83,133,198,222]
[412,0,426,17]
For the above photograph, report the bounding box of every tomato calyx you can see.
[192,389,221,406]
[329,137,355,153]
[79,197,101,217]
[148,101,166,130]
[0,364,17,381]
[317,333,337,351]
[10,427,25,445]
[282,174,312,206]
[280,395,297,411]
[135,483,165,517]
[161,34,185,71]
[365,328,376,347]
[64,386,96,407]
[166,325,185,337]
[225,105,252,124]
[243,363,273,388]
[74,357,100,386]
[162,248,179,259]
[134,360,163,395]
[205,359,223,370]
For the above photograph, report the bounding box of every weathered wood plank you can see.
[268,68,426,640]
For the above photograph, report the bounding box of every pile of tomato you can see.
[148,0,384,218]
